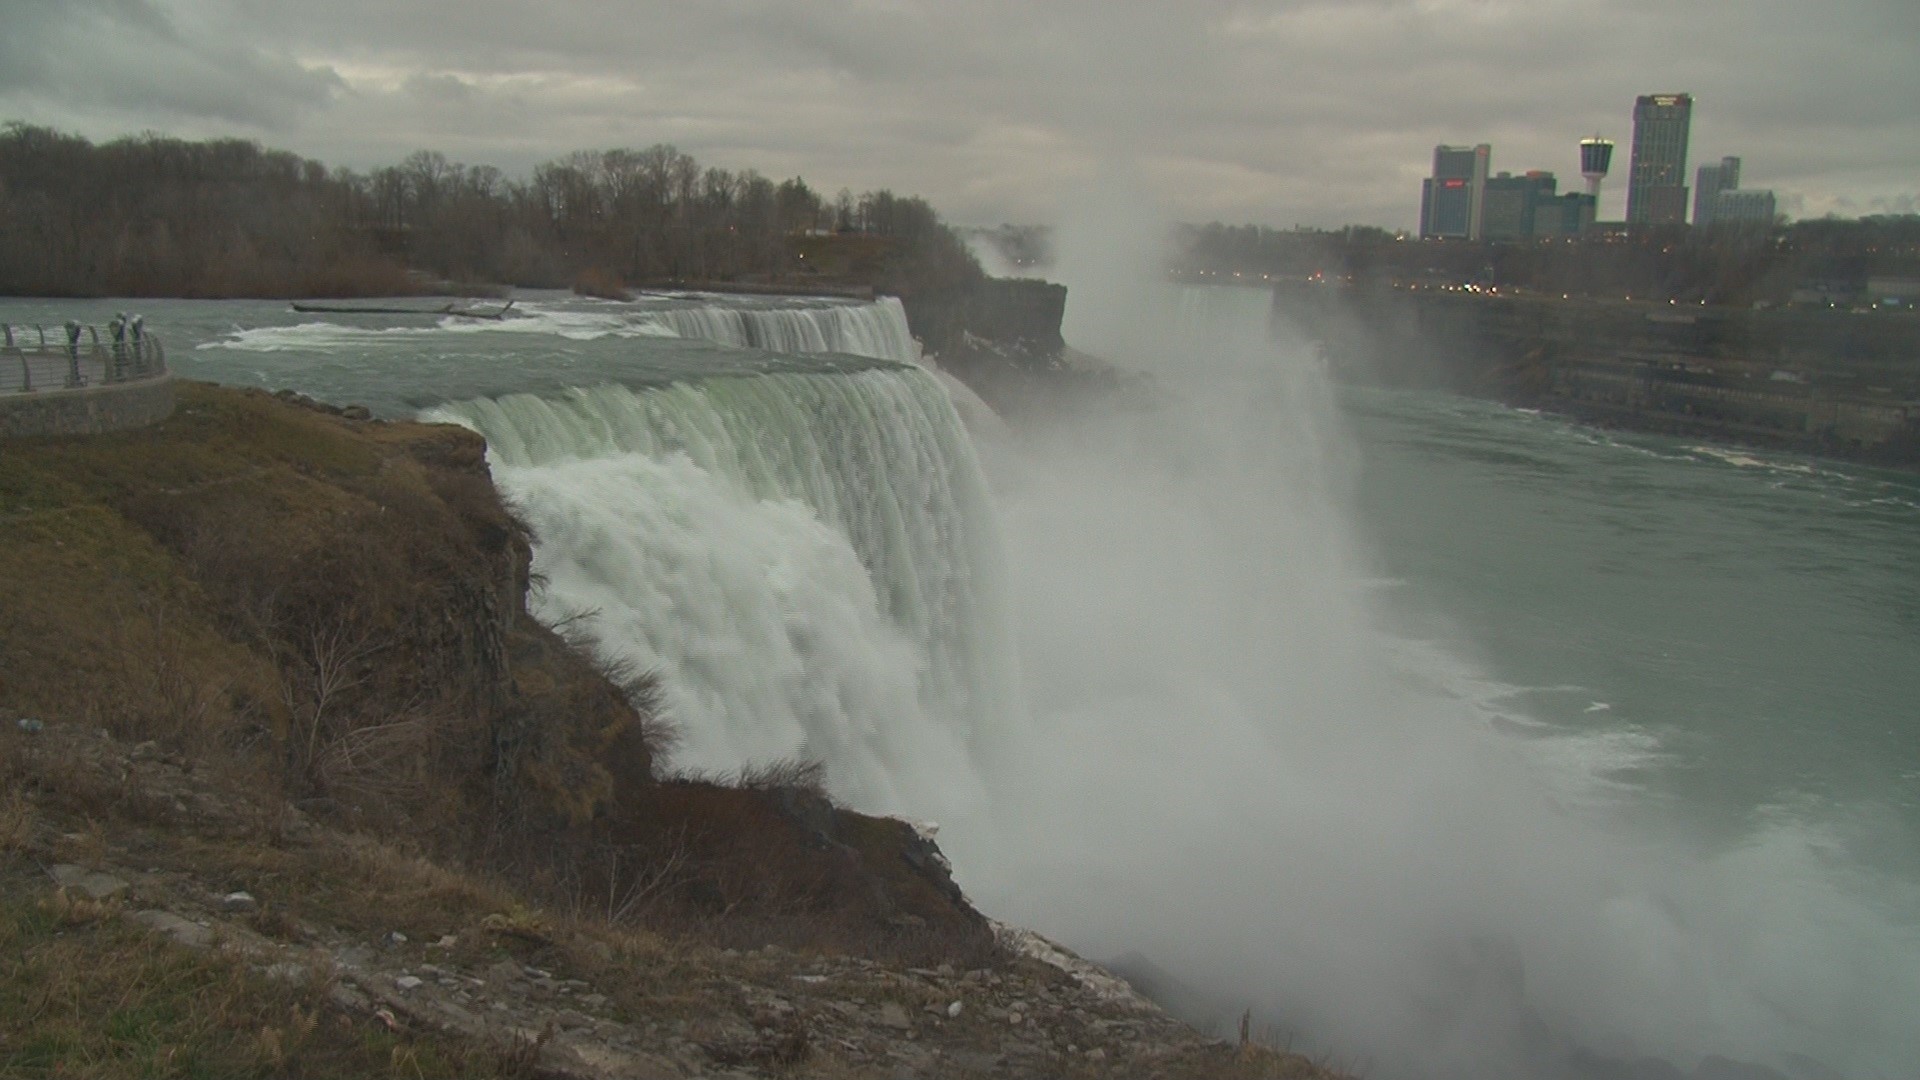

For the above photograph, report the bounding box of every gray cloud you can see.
[0,0,1913,226]
[1,0,342,130]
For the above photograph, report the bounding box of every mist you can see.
[938,184,1920,1080]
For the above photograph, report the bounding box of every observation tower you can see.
[1580,137,1614,200]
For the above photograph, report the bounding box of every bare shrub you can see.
[730,757,828,796]
[570,267,631,301]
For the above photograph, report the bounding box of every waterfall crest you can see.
[646,296,920,364]
[426,364,1016,813]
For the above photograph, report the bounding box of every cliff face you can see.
[1275,283,1920,467]
[902,277,1067,355]
[901,277,1144,421]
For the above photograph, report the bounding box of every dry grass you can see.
[0,789,34,853]
[0,864,507,1079]
[0,381,659,849]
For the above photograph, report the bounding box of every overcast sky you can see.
[5,0,1916,229]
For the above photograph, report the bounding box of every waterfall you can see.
[414,278,1919,1078]
[646,296,921,365]
[426,364,1017,814]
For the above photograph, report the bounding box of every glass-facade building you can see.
[1694,156,1741,226]
[1627,93,1692,226]
[1420,144,1490,240]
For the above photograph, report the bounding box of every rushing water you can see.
[4,288,1916,1079]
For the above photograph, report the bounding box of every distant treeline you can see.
[1172,218,1920,306]
[0,123,982,300]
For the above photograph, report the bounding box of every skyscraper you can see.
[1626,94,1692,226]
[1419,144,1490,240]
[1694,156,1741,226]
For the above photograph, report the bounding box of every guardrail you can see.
[1,316,167,395]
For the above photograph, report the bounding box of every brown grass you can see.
[0,861,510,1079]
[0,382,658,844]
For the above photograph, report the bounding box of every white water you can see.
[644,295,921,363]
[427,287,1919,1080]
[427,365,1018,815]
[983,265,1919,1079]
[204,295,921,360]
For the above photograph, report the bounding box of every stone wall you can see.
[0,374,176,439]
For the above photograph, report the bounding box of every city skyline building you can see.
[1534,192,1598,237]
[1713,188,1777,227]
[1482,170,1558,241]
[1627,93,1693,226]
[1419,143,1491,240]
[1695,155,1741,226]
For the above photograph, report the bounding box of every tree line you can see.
[0,123,981,299]
[1171,217,1920,307]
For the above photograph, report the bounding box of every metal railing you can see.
[1,316,168,395]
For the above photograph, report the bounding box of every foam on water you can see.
[199,295,921,357]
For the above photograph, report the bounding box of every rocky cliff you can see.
[1274,282,1920,468]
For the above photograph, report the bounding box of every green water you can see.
[1349,389,1920,871]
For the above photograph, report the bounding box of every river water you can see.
[4,290,1915,1079]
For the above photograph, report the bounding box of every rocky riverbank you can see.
[1,720,1341,1079]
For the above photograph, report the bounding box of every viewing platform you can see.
[1,316,174,438]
